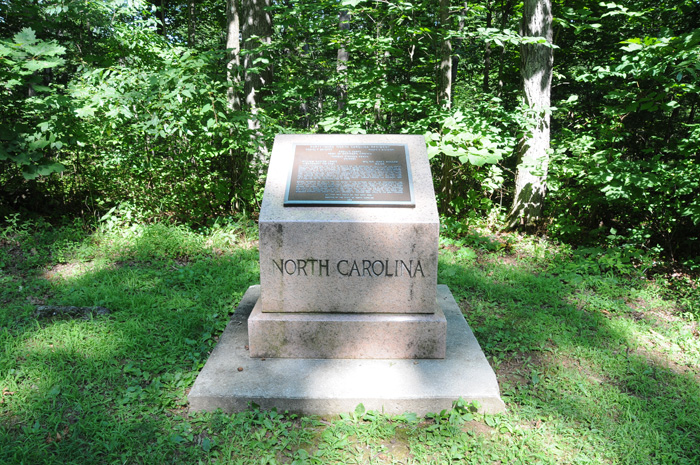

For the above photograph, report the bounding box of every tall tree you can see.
[241,0,273,172]
[438,0,452,109]
[188,0,196,47]
[337,10,350,111]
[497,0,515,96]
[483,0,492,92]
[506,0,553,230]
[225,0,241,112]
[151,0,167,37]
[225,0,248,211]
[241,0,273,115]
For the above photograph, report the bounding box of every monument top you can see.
[284,143,415,207]
[261,134,438,224]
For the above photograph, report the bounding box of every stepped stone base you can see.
[248,301,446,359]
[188,285,505,415]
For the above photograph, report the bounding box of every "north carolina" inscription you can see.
[272,258,425,278]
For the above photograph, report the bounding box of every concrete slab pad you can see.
[188,285,505,415]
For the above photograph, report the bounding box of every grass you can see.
[1,215,699,464]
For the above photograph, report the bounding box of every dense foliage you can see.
[1,0,698,263]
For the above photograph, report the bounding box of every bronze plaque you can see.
[284,144,415,207]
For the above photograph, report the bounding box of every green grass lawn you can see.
[1,217,699,464]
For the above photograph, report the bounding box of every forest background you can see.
[2,2,700,462]
[1,0,699,267]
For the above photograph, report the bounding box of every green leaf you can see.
[14,28,37,46]
[354,403,366,418]
[37,162,65,175]
[426,144,440,159]
[48,385,61,397]
[201,437,212,452]
[75,106,96,118]
[620,39,643,52]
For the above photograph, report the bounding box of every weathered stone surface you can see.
[259,134,438,314]
[188,285,506,415]
[248,300,446,359]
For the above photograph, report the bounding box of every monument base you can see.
[188,285,505,415]
[249,301,446,359]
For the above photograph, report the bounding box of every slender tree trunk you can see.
[226,0,241,112]
[497,0,514,96]
[374,19,390,124]
[483,0,492,92]
[437,0,454,214]
[449,1,469,98]
[438,0,452,109]
[188,0,196,47]
[337,10,350,111]
[241,0,273,168]
[225,0,243,210]
[506,0,553,230]
[157,0,167,37]
[241,0,273,114]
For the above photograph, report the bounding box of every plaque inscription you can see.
[284,144,415,206]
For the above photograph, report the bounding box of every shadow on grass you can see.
[438,248,700,463]
[0,226,260,464]
[3,222,700,464]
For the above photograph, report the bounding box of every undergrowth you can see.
[1,215,698,464]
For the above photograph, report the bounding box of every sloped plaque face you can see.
[284,144,415,207]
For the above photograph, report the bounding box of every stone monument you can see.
[250,135,445,359]
[189,134,504,415]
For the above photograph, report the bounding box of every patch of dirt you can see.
[494,355,530,391]
[626,297,684,326]
[460,300,505,321]
[626,310,645,322]
[631,346,700,383]
[497,350,612,390]
[379,436,412,462]
[520,418,547,431]
[461,420,496,435]
[616,296,700,382]
[0,244,28,275]
[34,305,111,319]
[554,352,608,385]
[497,254,521,267]
[42,261,94,280]
[26,294,47,306]
[440,243,461,254]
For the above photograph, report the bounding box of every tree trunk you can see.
[506,0,553,230]
[436,0,454,213]
[188,0,196,47]
[241,0,273,113]
[374,18,390,125]
[337,10,350,111]
[497,0,514,96]
[483,0,492,92]
[438,0,452,109]
[157,0,167,37]
[225,0,245,211]
[225,0,241,112]
[241,0,273,170]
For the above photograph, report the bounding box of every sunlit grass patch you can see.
[1,217,699,464]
